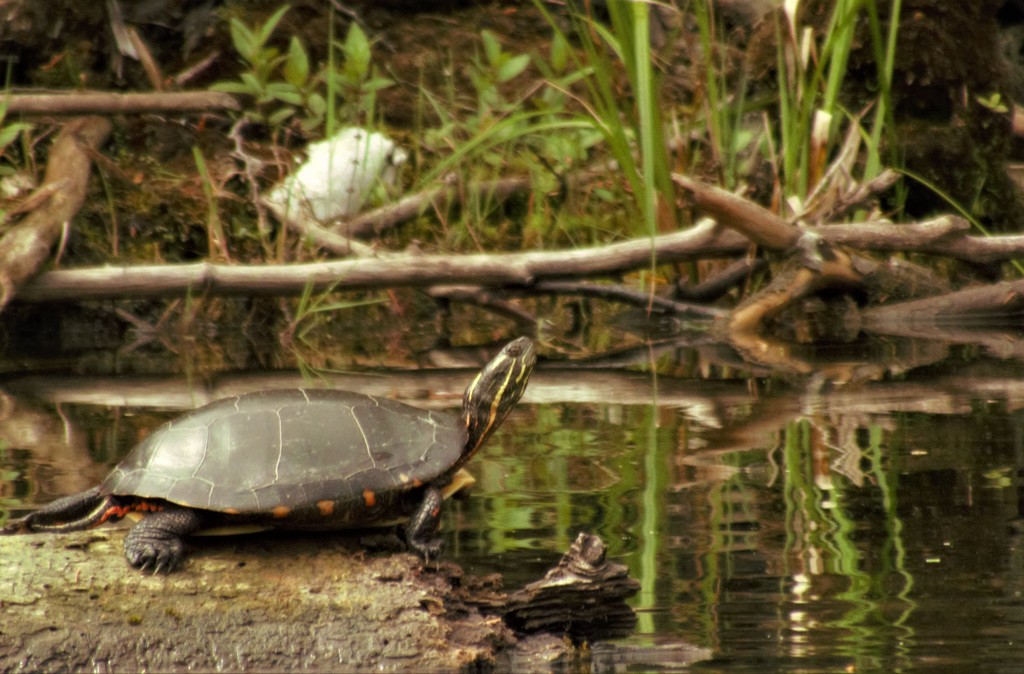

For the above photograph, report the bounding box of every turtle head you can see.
[460,336,536,462]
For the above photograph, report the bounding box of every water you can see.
[3,357,1024,672]
[448,364,1024,672]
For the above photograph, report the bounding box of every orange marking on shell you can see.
[317,500,335,516]
[411,478,423,488]
[363,489,377,508]
[223,507,240,515]
[272,505,292,519]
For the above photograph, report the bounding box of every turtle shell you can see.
[101,389,468,519]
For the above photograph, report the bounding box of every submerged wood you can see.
[502,533,640,642]
[862,279,1024,329]
[0,116,111,310]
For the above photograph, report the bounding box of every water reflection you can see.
[3,362,1024,671]
[448,369,1024,672]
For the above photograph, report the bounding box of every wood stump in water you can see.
[501,532,641,642]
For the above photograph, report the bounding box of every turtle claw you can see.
[125,538,184,574]
[410,536,444,564]
[122,508,201,573]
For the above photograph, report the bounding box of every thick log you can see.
[0,528,512,673]
[0,524,650,672]
[862,279,1024,329]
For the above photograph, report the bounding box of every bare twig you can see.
[427,285,538,326]
[337,175,532,239]
[3,91,239,115]
[528,280,725,318]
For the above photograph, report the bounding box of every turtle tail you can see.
[2,486,115,534]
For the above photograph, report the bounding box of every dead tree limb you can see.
[673,173,800,249]
[12,222,745,302]
[0,116,112,310]
[862,279,1024,329]
[12,215,1024,305]
[3,90,240,115]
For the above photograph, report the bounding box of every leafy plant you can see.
[325,20,395,129]
[533,0,675,246]
[470,30,532,117]
[415,27,602,242]
[0,101,29,176]
[213,6,392,132]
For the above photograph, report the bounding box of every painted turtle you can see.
[3,337,536,572]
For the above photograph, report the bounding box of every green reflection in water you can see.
[638,402,664,634]
[867,422,916,665]
[780,418,916,669]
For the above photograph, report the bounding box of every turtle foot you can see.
[125,534,185,574]
[122,507,203,573]
[409,536,444,563]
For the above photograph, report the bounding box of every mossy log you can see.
[0,528,515,672]
[0,527,658,673]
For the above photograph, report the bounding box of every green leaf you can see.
[361,75,394,93]
[240,72,264,94]
[481,30,501,67]
[211,80,255,95]
[306,93,326,116]
[497,53,530,83]
[550,33,569,73]
[229,19,256,61]
[342,23,371,78]
[0,122,29,151]
[267,107,295,126]
[257,5,291,47]
[267,82,303,105]
[283,37,310,87]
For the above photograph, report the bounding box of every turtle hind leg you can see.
[1,486,111,534]
[404,486,445,561]
[124,507,204,573]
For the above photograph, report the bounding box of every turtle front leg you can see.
[404,486,444,561]
[124,507,204,573]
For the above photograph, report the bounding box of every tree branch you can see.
[0,116,112,310]
[13,222,743,302]
[3,90,240,115]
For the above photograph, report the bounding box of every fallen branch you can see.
[3,90,240,115]
[12,222,745,302]
[0,116,112,310]
[673,173,800,250]
[528,280,725,317]
[337,175,534,239]
[13,215,1024,304]
[862,279,1024,328]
